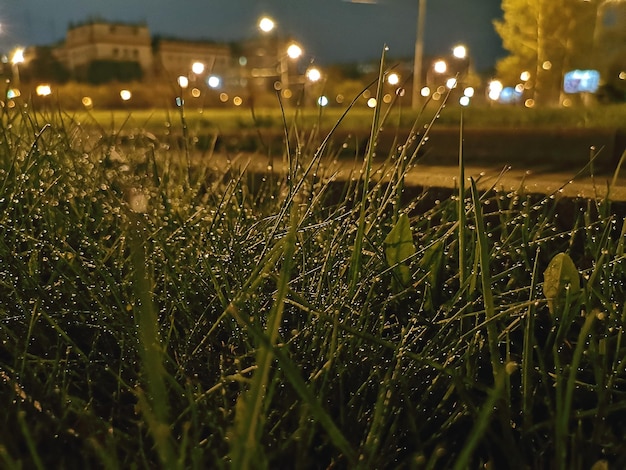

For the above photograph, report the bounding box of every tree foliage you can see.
[494,0,598,105]
[81,60,143,85]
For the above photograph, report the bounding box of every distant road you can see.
[200,149,626,202]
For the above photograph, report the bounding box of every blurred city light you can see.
[36,84,52,96]
[488,80,503,101]
[207,75,221,88]
[452,45,467,59]
[120,90,132,101]
[367,97,377,108]
[177,76,189,88]
[191,61,205,75]
[463,87,475,98]
[258,16,275,33]
[82,96,93,108]
[306,67,322,82]
[459,95,470,106]
[520,70,531,81]
[420,86,431,97]
[433,60,447,74]
[446,77,457,89]
[286,43,303,59]
[317,95,329,107]
[387,72,400,85]
[563,69,600,93]
[11,48,25,65]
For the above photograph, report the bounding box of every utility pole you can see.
[412,0,427,109]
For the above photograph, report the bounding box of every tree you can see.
[494,0,597,106]
[18,47,70,84]
[83,60,143,85]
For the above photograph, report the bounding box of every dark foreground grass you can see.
[1,79,626,469]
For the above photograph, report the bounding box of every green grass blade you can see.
[469,178,502,379]
[229,204,299,469]
[348,45,387,295]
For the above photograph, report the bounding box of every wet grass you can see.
[1,68,626,469]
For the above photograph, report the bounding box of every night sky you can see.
[2,0,505,71]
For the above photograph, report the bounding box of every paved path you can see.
[204,152,626,202]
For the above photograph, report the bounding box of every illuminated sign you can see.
[563,70,600,93]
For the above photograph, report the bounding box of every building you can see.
[59,21,153,80]
[153,38,232,81]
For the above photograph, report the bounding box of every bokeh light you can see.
[258,17,275,33]
[287,43,303,59]
[36,84,52,96]
[433,60,447,74]
[488,80,503,101]
[191,62,205,75]
[446,77,457,89]
[317,96,329,107]
[387,72,400,85]
[207,75,221,88]
[177,76,189,88]
[306,67,322,82]
[452,45,467,59]
[120,90,132,101]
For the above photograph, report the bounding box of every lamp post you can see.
[412,0,427,109]
[11,48,25,89]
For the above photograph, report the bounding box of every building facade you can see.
[153,39,232,80]
[60,21,153,78]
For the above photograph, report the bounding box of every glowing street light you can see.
[191,61,205,75]
[207,75,221,88]
[11,48,25,88]
[12,48,25,65]
[177,75,189,88]
[36,84,52,97]
[306,67,322,82]
[387,72,400,86]
[433,60,447,74]
[452,44,467,60]
[286,43,303,60]
[488,80,503,101]
[258,16,275,33]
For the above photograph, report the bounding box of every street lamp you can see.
[258,16,275,33]
[11,48,25,89]
[191,61,205,75]
[452,45,467,60]
[306,67,322,83]
[412,0,427,109]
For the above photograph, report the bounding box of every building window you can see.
[113,48,119,57]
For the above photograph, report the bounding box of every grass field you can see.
[2,74,626,469]
[61,100,626,135]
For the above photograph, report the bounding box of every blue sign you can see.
[564,70,600,93]
[499,87,522,104]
